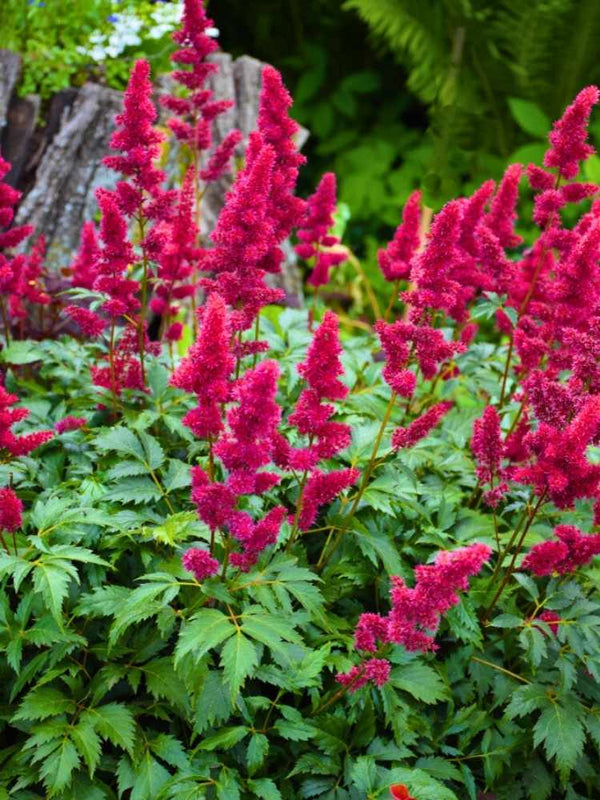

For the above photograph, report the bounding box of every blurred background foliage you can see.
[3,0,600,250]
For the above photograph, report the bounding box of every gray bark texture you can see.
[15,83,122,267]
[0,49,21,131]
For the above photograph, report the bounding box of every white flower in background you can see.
[78,2,186,63]
[148,1,183,39]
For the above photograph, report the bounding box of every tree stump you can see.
[0,50,21,132]
[15,83,123,267]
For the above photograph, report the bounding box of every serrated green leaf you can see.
[39,738,80,795]
[84,703,135,756]
[149,734,188,769]
[533,698,585,780]
[137,430,165,470]
[71,718,102,777]
[390,662,448,703]
[247,733,269,775]
[130,753,170,800]
[248,777,283,800]
[104,476,162,505]
[94,427,145,459]
[198,726,248,751]
[221,633,258,698]
[176,609,236,664]
[13,687,76,721]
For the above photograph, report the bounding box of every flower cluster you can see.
[274,312,359,529]
[337,543,491,691]
[170,293,234,438]
[378,190,422,282]
[9,235,50,320]
[0,486,23,532]
[202,66,305,337]
[189,360,285,571]
[295,173,347,288]
[377,319,462,395]
[54,416,87,434]
[162,0,239,184]
[471,406,508,506]
[0,382,53,457]
[523,525,600,575]
[150,171,201,341]
[70,221,99,290]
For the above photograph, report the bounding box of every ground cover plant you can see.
[1,2,600,799]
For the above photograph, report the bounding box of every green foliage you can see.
[0,306,599,799]
[344,0,600,206]
[1,0,179,99]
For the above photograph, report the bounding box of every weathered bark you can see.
[0,49,21,131]
[2,94,40,187]
[15,83,122,267]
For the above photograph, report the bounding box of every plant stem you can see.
[252,314,261,368]
[0,297,11,345]
[148,468,175,514]
[498,336,514,408]
[471,656,530,684]
[383,280,400,321]
[0,530,10,554]
[316,392,397,571]
[347,252,381,320]
[108,319,118,417]
[484,491,547,619]
[138,271,148,387]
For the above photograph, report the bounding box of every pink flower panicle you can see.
[214,359,282,485]
[182,547,220,581]
[407,199,464,320]
[523,525,600,576]
[151,170,201,337]
[296,173,347,288]
[544,85,600,179]
[104,59,167,213]
[252,66,306,276]
[70,221,100,290]
[277,313,353,470]
[229,505,286,571]
[187,361,285,569]
[472,407,505,487]
[93,189,138,319]
[297,310,348,401]
[0,382,53,457]
[9,235,50,320]
[298,468,359,531]
[55,416,86,434]
[354,613,389,653]
[483,163,523,249]
[202,140,284,332]
[162,0,238,169]
[513,396,600,509]
[387,543,492,652]
[392,401,452,450]
[0,153,33,252]
[375,320,462,398]
[200,130,243,183]
[338,543,491,690]
[65,305,107,338]
[0,487,23,532]
[378,190,422,282]
[336,658,391,693]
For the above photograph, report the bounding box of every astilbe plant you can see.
[2,5,600,799]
